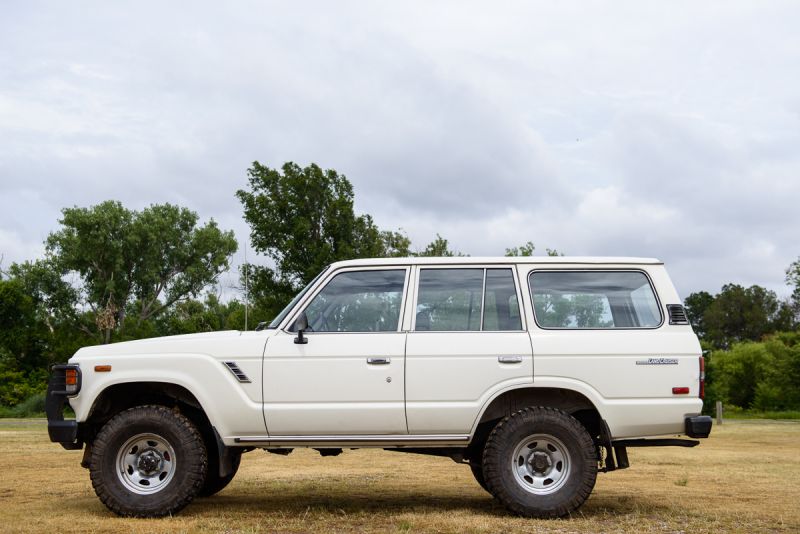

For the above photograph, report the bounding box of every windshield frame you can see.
[266,266,330,329]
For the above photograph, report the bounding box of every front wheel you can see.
[482,406,597,518]
[89,405,208,517]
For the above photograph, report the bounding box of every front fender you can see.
[69,352,266,440]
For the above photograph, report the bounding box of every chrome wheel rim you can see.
[511,433,571,495]
[116,433,176,495]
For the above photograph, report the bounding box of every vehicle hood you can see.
[70,330,276,360]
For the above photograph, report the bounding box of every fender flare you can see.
[468,377,609,439]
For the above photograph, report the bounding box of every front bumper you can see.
[685,415,713,438]
[46,365,83,450]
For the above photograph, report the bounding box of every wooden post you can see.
[716,401,723,425]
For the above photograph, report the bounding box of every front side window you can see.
[415,268,522,331]
[301,270,406,332]
[529,271,661,329]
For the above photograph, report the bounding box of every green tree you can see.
[130,204,238,325]
[416,234,462,257]
[46,201,237,343]
[712,341,772,409]
[238,162,381,284]
[684,291,715,339]
[156,295,246,336]
[505,241,563,257]
[0,278,39,369]
[380,230,413,258]
[236,162,410,320]
[787,257,800,318]
[703,284,795,348]
[710,332,800,411]
[9,260,80,332]
[2,261,87,365]
[752,332,800,410]
[0,273,59,406]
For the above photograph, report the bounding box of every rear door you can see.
[405,266,533,434]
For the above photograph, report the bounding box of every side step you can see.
[612,438,700,448]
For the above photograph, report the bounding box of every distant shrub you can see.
[0,365,48,407]
[0,392,47,418]
[710,332,800,412]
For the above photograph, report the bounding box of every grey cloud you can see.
[1,1,799,302]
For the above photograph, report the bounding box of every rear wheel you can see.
[469,459,490,493]
[89,405,207,517]
[482,406,597,518]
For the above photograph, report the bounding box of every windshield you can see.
[266,266,330,329]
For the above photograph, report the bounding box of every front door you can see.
[263,268,409,436]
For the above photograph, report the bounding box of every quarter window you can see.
[483,269,523,331]
[529,271,661,329]
[415,268,522,331]
[301,270,406,332]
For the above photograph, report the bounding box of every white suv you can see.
[46,256,712,518]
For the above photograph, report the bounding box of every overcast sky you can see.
[1,1,798,300]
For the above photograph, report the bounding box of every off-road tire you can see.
[198,449,241,497]
[482,406,597,518]
[89,405,207,517]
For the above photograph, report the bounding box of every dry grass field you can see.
[0,420,797,534]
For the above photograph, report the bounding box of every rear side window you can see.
[529,271,661,329]
[415,268,522,331]
[416,269,483,331]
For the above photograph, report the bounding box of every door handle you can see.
[498,356,524,364]
[367,357,391,365]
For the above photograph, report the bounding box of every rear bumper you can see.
[685,415,713,438]
[46,365,83,450]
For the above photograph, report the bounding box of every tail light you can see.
[699,355,706,399]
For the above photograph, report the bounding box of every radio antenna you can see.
[244,240,249,331]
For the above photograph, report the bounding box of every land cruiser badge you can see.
[636,358,679,365]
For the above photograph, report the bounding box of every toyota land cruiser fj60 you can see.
[47,256,712,518]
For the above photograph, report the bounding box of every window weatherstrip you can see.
[283,266,410,334]
[479,268,487,331]
[410,265,527,333]
[527,268,664,330]
[513,265,527,332]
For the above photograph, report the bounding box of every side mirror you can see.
[293,313,309,345]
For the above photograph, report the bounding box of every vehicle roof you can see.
[329,256,663,268]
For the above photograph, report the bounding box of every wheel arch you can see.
[80,381,214,452]
[468,385,607,453]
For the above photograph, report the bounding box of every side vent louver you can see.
[223,361,251,383]
[666,304,689,325]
